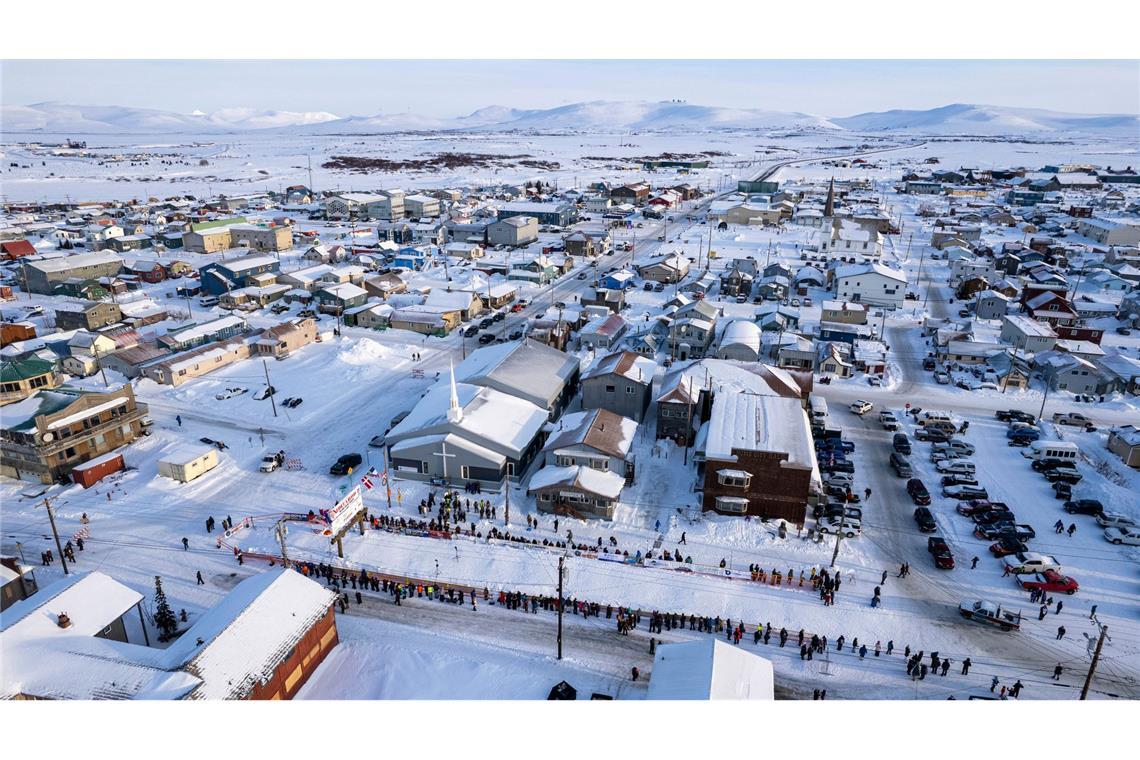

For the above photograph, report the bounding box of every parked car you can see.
[1003,552,1061,574]
[957,499,1008,516]
[915,427,952,443]
[932,438,975,457]
[813,504,863,522]
[1044,466,1083,485]
[913,508,937,533]
[492,312,506,323]
[850,400,873,415]
[1017,569,1079,595]
[199,437,227,451]
[933,371,951,385]
[996,409,1035,423]
[906,478,931,506]
[1053,482,1073,500]
[890,452,912,478]
[1096,513,1139,529]
[821,460,855,474]
[972,509,1015,526]
[214,387,248,400]
[1103,527,1140,546]
[922,357,937,371]
[284,397,303,409]
[478,333,496,345]
[254,385,276,401]
[1031,459,1069,472]
[892,433,912,455]
[1052,412,1096,431]
[932,548,955,569]
[329,453,363,476]
[941,473,979,487]
[1063,499,1103,516]
[989,536,1029,557]
[816,516,861,537]
[463,325,480,337]
[879,411,900,430]
[935,459,976,475]
[929,449,963,463]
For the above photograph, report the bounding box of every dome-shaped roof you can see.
[720,319,762,351]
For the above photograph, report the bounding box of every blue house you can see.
[601,269,637,290]
[817,323,863,345]
[199,254,281,295]
[392,247,429,271]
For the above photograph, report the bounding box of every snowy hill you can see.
[0,102,341,134]
[477,100,842,131]
[832,103,1140,135]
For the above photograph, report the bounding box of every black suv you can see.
[906,478,931,505]
[892,433,912,455]
[329,453,363,475]
[1044,467,1083,484]
[1063,499,1103,516]
[1031,459,1068,472]
[913,507,937,533]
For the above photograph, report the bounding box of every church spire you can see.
[447,360,463,424]
[824,177,836,218]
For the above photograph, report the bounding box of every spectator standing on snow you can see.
[1057,626,1066,640]
[1053,664,1063,681]
[196,570,204,585]
[961,658,971,675]
[181,537,189,550]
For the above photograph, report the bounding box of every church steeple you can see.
[447,360,463,424]
[824,177,836,218]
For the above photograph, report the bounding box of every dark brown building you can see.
[700,393,817,526]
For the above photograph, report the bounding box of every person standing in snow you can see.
[679,532,686,544]
[631,666,640,682]
[940,659,950,676]
[1053,664,1063,681]
[859,644,868,659]
[181,537,189,550]
[961,657,971,675]
[971,556,979,569]
[196,570,204,585]
[990,675,999,692]
[881,570,888,585]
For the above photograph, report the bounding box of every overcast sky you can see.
[3,60,1138,117]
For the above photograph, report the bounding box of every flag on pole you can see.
[360,476,374,491]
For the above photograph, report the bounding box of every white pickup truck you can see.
[959,600,1021,632]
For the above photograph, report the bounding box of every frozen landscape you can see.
[3,89,1140,703]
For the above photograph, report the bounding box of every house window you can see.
[506,463,514,476]
[605,385,616,393]
[460,466,470,479]
[557,455,574,467]
[589,459,608,471]
[421,461,430,473]
[717,470,751,488]
[625,386,635,394]
[715,496,749,514]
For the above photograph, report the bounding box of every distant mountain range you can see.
[2,100,1135,136]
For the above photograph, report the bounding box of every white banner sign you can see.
[326,486,364,537]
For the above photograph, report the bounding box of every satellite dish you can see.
[42,432,55,443]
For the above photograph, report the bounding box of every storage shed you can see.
[158,446,218,483]
[70,451,125,488]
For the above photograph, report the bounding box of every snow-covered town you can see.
[2,50,1139,724]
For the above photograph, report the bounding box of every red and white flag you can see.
[360,476,374,491]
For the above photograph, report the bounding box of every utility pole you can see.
[40,497,69,576]
[1037,379,1052,421]
[93,344,109,387]
[1080,624,1108,700]
[556,553,565,660]
[829,509,848,568]
[382,445,393,509]
[274,518,290,568]
[503,477,510,527]
[262,359,278,418]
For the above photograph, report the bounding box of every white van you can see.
[199,296,220,307]
[918,410,953,427]
[810,397,830,423]
[1024,440,1079,462]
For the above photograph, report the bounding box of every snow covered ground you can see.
[3,130,1140,700]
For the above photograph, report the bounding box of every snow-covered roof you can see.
[1,571,141,643]
[455,340,579,411]
[25,251,122,273]
[527,464,625,500]
[165,569,337,700]
[834,262,905,283]
[719,320,762,351]
[387,381,548,459]
[647,639,774,700]
[583,351,656,384]
[705,393,817,478]
[544,408,637,459]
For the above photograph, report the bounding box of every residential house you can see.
[579,314,629,351]
[144,333,256,387]
[487,216,539,248]
[253,318,318,360]
[1107,426,1140,468]
[528,409,637,520]
[315,283,368,313]
[832,263,906,310]
[0,358,66,406]
[496,201,576,228]
[21,252,123,295]
[1036,351,1110,395]
[389,305,463,336]
[1001,315,1058,353]
[581,351,656,422]
[820,300,867,325]
[668,300,720,360]
[53,301,123,332]
[1078,218,1140,247]
[424,288,483,321]
[975,290,1014,320]
[454,340,580,419]
[199,254,280,296]
[182,217,247,253]
[158,316,246,352]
